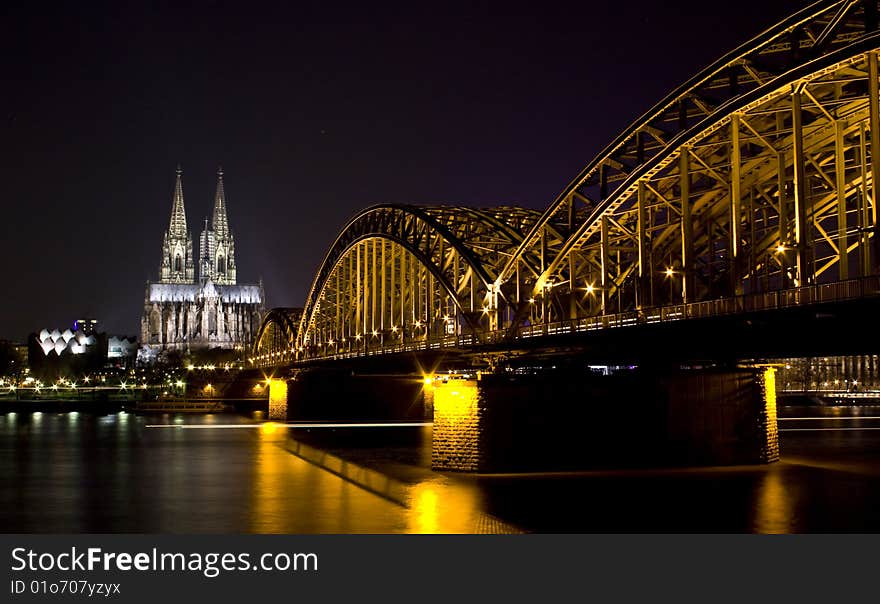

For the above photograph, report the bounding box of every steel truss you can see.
[284,205,549,359]
[254,308,302,360]
[497,0,880,332]
[256,0,880,364]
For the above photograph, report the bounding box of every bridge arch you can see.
[253,308,302,362]
[294,204,548,358]
[496,0,880,328]
[271,1,880,365]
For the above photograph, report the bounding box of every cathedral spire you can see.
[211,166,229,237]
[159,165,195,284]
[198,166,236,285]
[168,164,188,237]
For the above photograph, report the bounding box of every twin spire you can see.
[160,166,236,285]
[168,165,188,238]
[167,166,228,239]
[212,166,229,237]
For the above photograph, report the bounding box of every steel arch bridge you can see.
[254,0,880,366]
[254,307,302,360]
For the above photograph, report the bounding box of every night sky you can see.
[0,0,802,341]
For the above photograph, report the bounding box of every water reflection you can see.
[405,479,514,533]
[250,426,409,533]
[3,409,880,532]
[752,467,794,534]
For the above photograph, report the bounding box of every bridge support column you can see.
[268,378,288,420]
[430,367,779,472]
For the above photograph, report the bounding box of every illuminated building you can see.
[140,166,265,352]
[107,336,137,359]
[73,318,98,336]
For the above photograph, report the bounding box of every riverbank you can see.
[0,397,267,414]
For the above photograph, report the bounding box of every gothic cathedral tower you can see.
[159,166,195,284]
[199,167,237,285]
[141,165,263,354]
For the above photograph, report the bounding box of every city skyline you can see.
[0,0,800,340]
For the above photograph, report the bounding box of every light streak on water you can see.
[145,422,433,429]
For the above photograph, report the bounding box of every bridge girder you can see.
[260,0,880,366]
[253,308,302,360]
[495,0,880,328]
[293,205,546,358]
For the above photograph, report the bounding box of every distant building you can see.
[73,318,99,336]
[34,327,99,356]
[140,167,264,352]
[108,336,137,360]
[27,323,138,376]
[27,324,107,377]
[0,339,26,377]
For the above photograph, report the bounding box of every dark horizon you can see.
[0,0,802,341]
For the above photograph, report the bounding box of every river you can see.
[2,408,880,533]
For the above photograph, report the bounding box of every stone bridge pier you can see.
[266,366,778,472]
[429,367,779,471]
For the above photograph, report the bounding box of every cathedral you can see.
[140,167,265,353]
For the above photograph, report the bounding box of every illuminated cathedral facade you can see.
[140,167,264,352]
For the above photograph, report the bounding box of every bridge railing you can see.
[275,276,880,364]
[482,275,880,344]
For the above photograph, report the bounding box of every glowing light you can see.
[146,421,433,429]
[585,284,595,294]
[391,326,398,333]
[528,298,535,304]
[355,334,362,340]
[268,379,288,419]
[260,422,279,435]
[776,244,786,254]
[762,367,779,464]
[423,376,433,386]
[665,267,674,277]
[372,330,378,336]
[481,306,489,314]
[175,380,184,388]
[120,383,127,390]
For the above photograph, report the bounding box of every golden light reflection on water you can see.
[250,427,412,533]
[250,425,298,533]
[406,479,520,534]
[248,422,520,533]
[409,481,441,533]
[753,467,793,534]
